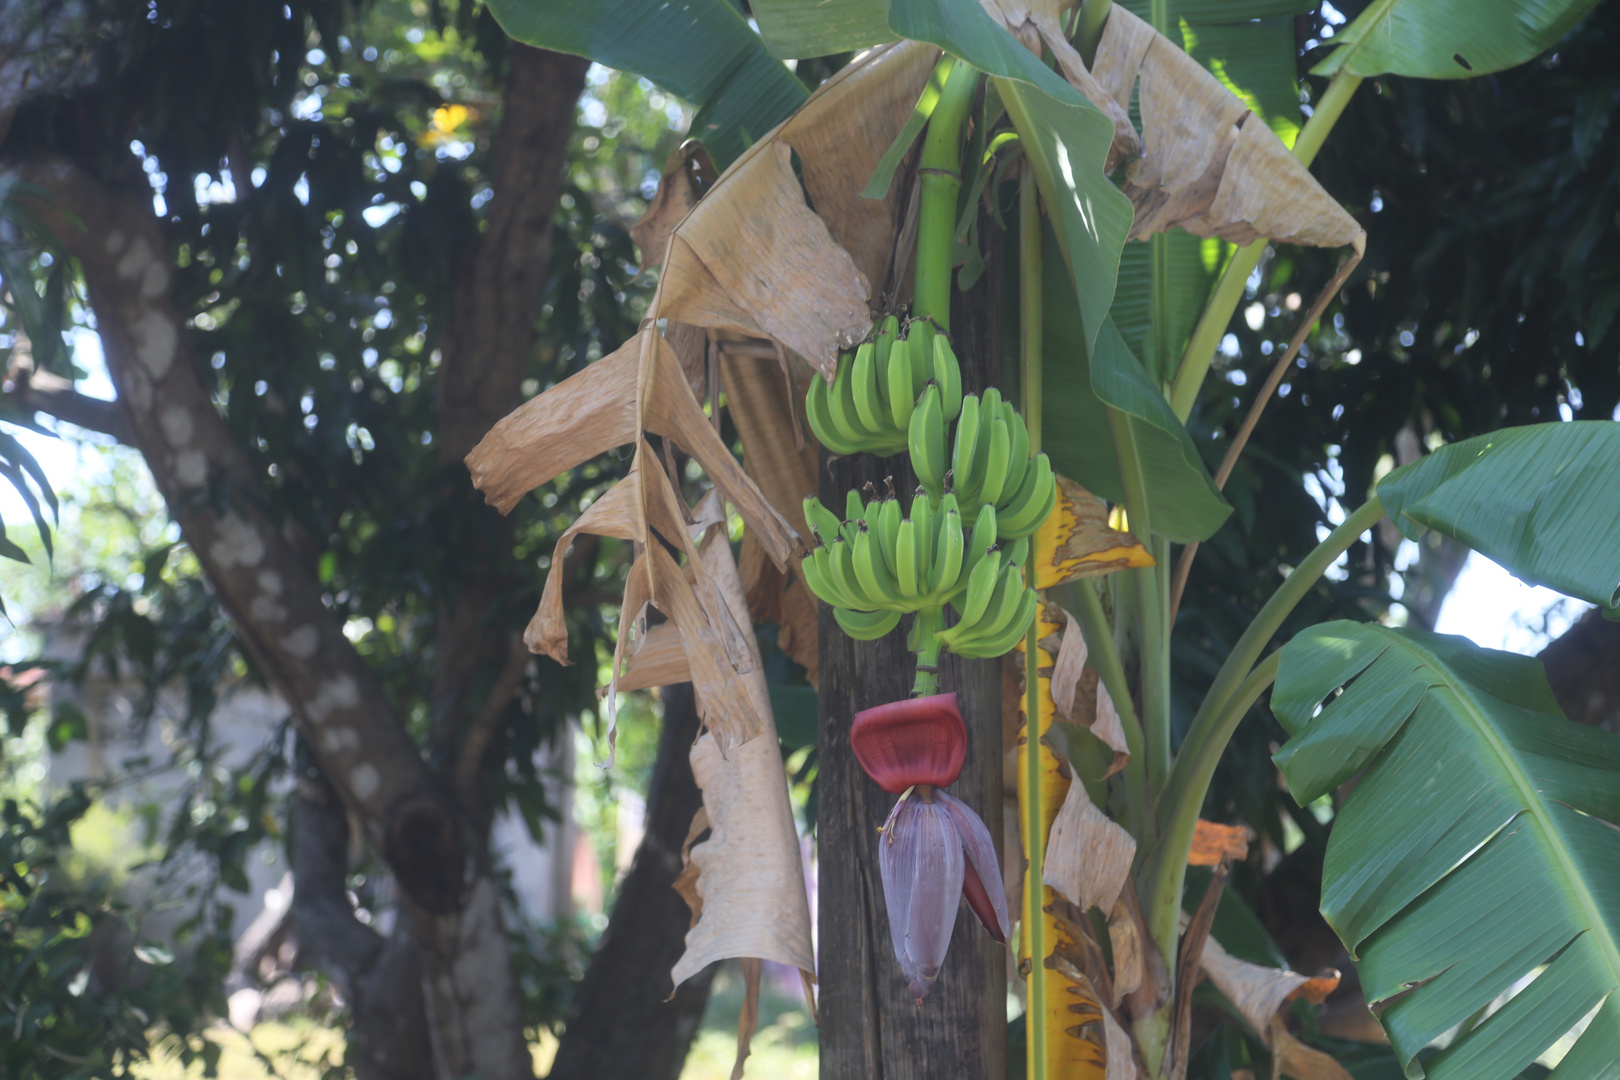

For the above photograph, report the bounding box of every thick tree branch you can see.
[429,46,589,779]
[11,157,450,886]
[4,366,133,442]
[290,759,434,1080]
[437,45,590,465]
[547,683,716,1080]
[1540,607,1620,734]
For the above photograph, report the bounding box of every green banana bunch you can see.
[912,386,1057,540]
[805,317,963,458]
[797,486,1033,659]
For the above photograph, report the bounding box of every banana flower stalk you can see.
[852,692,1010,1002]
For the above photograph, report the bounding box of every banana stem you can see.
[1167,70,1364,422]
[912,606,945,697]
[914,58,981,332]
[1017,166,1050,1080]
[1076,0,1111,66]
[1138,497,1384,971]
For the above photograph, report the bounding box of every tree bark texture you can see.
[290,758,434,1080]
[1539,607,1620,734]
[10,44,593,1080]
[547,683,715,1080]
[817,226,1009,1080]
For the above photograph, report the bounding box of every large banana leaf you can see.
[481,0,807,167]
[1378,421,1620,615]
[1313,0,1604,80]
[1273,621,1620,1079]
[1043,234,1231,544]
[752,0,894,59]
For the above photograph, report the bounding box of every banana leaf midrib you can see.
[1346,632,1620,996]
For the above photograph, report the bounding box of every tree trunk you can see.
[547,683,715,1080]
[817,229,1009,1080]
[1539,607,1620,734]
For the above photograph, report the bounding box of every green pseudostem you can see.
[904,57,978,691]
[912,606,946,697]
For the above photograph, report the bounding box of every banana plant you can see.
[487,0,1615,1076]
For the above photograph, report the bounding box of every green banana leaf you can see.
[1377,421,1620,615]
[752,0,895,59]
[481,0,807,167]
[1042,235,1231,544]
[993,75,1133,357]
[1312,0,1604,80]
[1272,621,1620,1079]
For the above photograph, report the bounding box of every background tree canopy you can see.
[0,0,1615,1076]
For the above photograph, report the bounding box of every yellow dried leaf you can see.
[525,466,646,662]
[656,139,870,379]
[1036,476,1155,589]
[1198,931,1313,1043]
[1106,899,1142,1007]
[614,621,692,694]
[1188,819,1250,866]
[673,806,712,927]
[1049,608,1130,776]
[671,526,815,994]
[631,142,717,273]
[720,346,820,679]
[1043,769,1136,916]
[978,0,1140,170]
[466,341,638,515]
[1271,1022,1355,1080]
[779,40,941,295]
[1089,6,1363,249]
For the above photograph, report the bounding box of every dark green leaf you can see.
[752,0,894,59]
[481,0,807,166]
[1377,421,1620,613]
[1273,621,1620,1074]
[1313,0,1603,80]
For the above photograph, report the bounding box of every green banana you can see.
[952,547,1004,626]
[934,333,963,420]
[943,563,1022,649]
[1001,400,1029,499]
[828,353,872,446]
[822,537,870,608]
[929,502,964,598]
[874,315,899,379]
[958,501,1000,595]
[853,525,902,608]
[884,324,915,432]
[851,341,885,434]
[835,606,902,640]
[995,453,1056,539]
[951,394,981,500]
[806,373,863,456]
[910,489,935,591]
[895,519,919,599]
[963,387,999,505]
[803,496,844,547]
[976,414,1012,511]
[845,488,866,528]
[1004,535,1030,572]
[907,323,933,399]
[908,384,947,499]
[951,584,1037,658]
[807,546,860,609]
[875,497,902,578]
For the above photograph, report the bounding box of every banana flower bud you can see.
[852,693,1010,1002]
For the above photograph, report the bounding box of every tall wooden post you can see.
[817,227,1008,1080]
